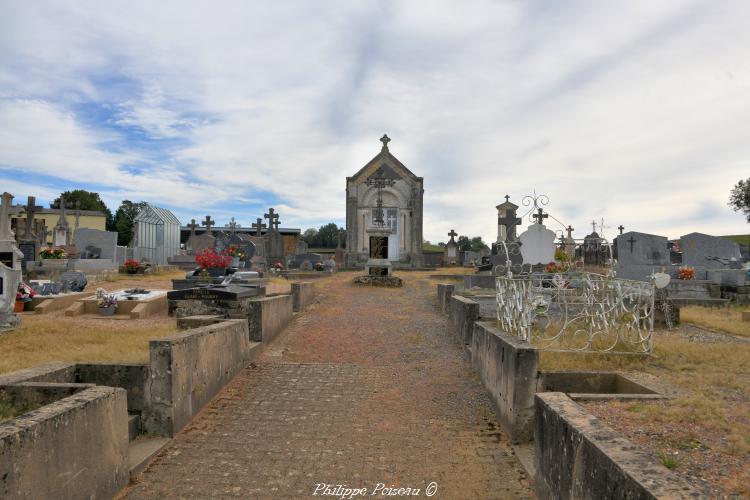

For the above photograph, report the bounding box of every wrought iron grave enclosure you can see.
[496,272,654,353]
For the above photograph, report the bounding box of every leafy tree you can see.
[301,223,346,248]
[457,235,489,252]
[51,189,113,229]
[113,200,147,246]
[729,178,750,222]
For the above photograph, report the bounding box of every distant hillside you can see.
[722,235,750,248]
[422,243,444,254]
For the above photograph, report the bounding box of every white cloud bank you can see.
[0,0,749,242]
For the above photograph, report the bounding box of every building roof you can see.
[135,204,181,225]
[348,138,421,184]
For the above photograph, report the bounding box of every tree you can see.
[302,228,318,245]
[51,189,114,229]
[113,200,147,246]
[469,236,489,252]
[729,178,750,222]
[301,224,346,248]
[457,235,489,252]
[457,235,471,251]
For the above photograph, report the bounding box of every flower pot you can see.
[14,301,25,313]
[99,306,116,316]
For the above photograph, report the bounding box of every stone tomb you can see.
[65,289,169,319]
[681,232,745,285]
[20,280,95,314]
[614,231,670,281]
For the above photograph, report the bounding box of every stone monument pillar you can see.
[0,192,24,330]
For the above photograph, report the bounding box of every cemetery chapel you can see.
[345,135,424,268]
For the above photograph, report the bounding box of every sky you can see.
[1,0,749,244]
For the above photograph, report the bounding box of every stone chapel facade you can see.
[345,135,424,268]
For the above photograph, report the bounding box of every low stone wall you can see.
[291,282,314,312]
[28,291,95,314]
[448,295,479,346]
[436,283,455,313]
[0,386,129,500]
[245,294,293,343]
[75,363,149,412]
[534,392,699,499]
[143,319,255,436]
[471,321,539,444]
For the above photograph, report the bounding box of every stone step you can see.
[128,437,171,479]
[127,413,140,441]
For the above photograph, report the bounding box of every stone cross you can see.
[22,196,42,239]
[201,215,215,234]
[498,210,522,240]
[226,217,239,233]
[627,235,637,253]
[504,194,510,203]
[566,225,574,239]
[0,192,14,240]
[380,134,391,150]
[618,225,625,235]
[448,229,457,243]
[591,220,597,233]
[532,208,548,225]
[187,219,198,239]
[264,208,280,231]
[57,195,70,228]
[252,218,267,237]
[73,200,82,230]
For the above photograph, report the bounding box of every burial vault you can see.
[344,135,424,268]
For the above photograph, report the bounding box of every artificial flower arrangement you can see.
[195,249,233,269]
[273,261,284,270]
[40,247,66,259]
[95,288,118,310]
[124,259,142,274]
[225,245,243,259]
[677,266,695,280]
[16,282,35,302]
[545,261,570,273]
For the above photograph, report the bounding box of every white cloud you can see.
[0,0,749,241]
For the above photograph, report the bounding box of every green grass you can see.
[422,243,444,253]
[0,395,40,422]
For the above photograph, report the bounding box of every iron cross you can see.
[618,225,625,235]
[504,194,510,203]
[252,217,267,236]
[532,208,548,225]
[201,215,215,234]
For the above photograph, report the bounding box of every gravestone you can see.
[59,271,88,293]
[0,192,23,329]
[289,253,324,270]
[681,233,742,270]
[190,233,216,255]
[296,240,308,255]
[615,231,670,281]
[74,228,118,260]
[518,223,556,266]
[167,283,266,318]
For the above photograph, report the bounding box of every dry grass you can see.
[0,315,177,374]
[681,304,750,338]
[540,329,750,496]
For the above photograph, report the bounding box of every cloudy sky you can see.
[1,1,749,244]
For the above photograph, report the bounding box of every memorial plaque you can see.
[19,243,36,262]
[0,252,13,268]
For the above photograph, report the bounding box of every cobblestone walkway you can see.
[123,272,533,499]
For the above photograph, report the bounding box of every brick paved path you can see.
[123,272,533,499]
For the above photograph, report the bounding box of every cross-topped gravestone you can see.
[448,229,457,242]
[264,208,280,231]
[187,219,198,239]
[532,208,548,225]
[21,196,42,239]
[380,134,391,150]
[618,225,625,235]
[252,218,267,236]
[226,217,240,233]
[498,210,522,241]
[566,225,574,239]
[73,200,82,230]
[202,215,215,234]
[0,192,14,241]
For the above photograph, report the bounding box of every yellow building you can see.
[10,208,107,245]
